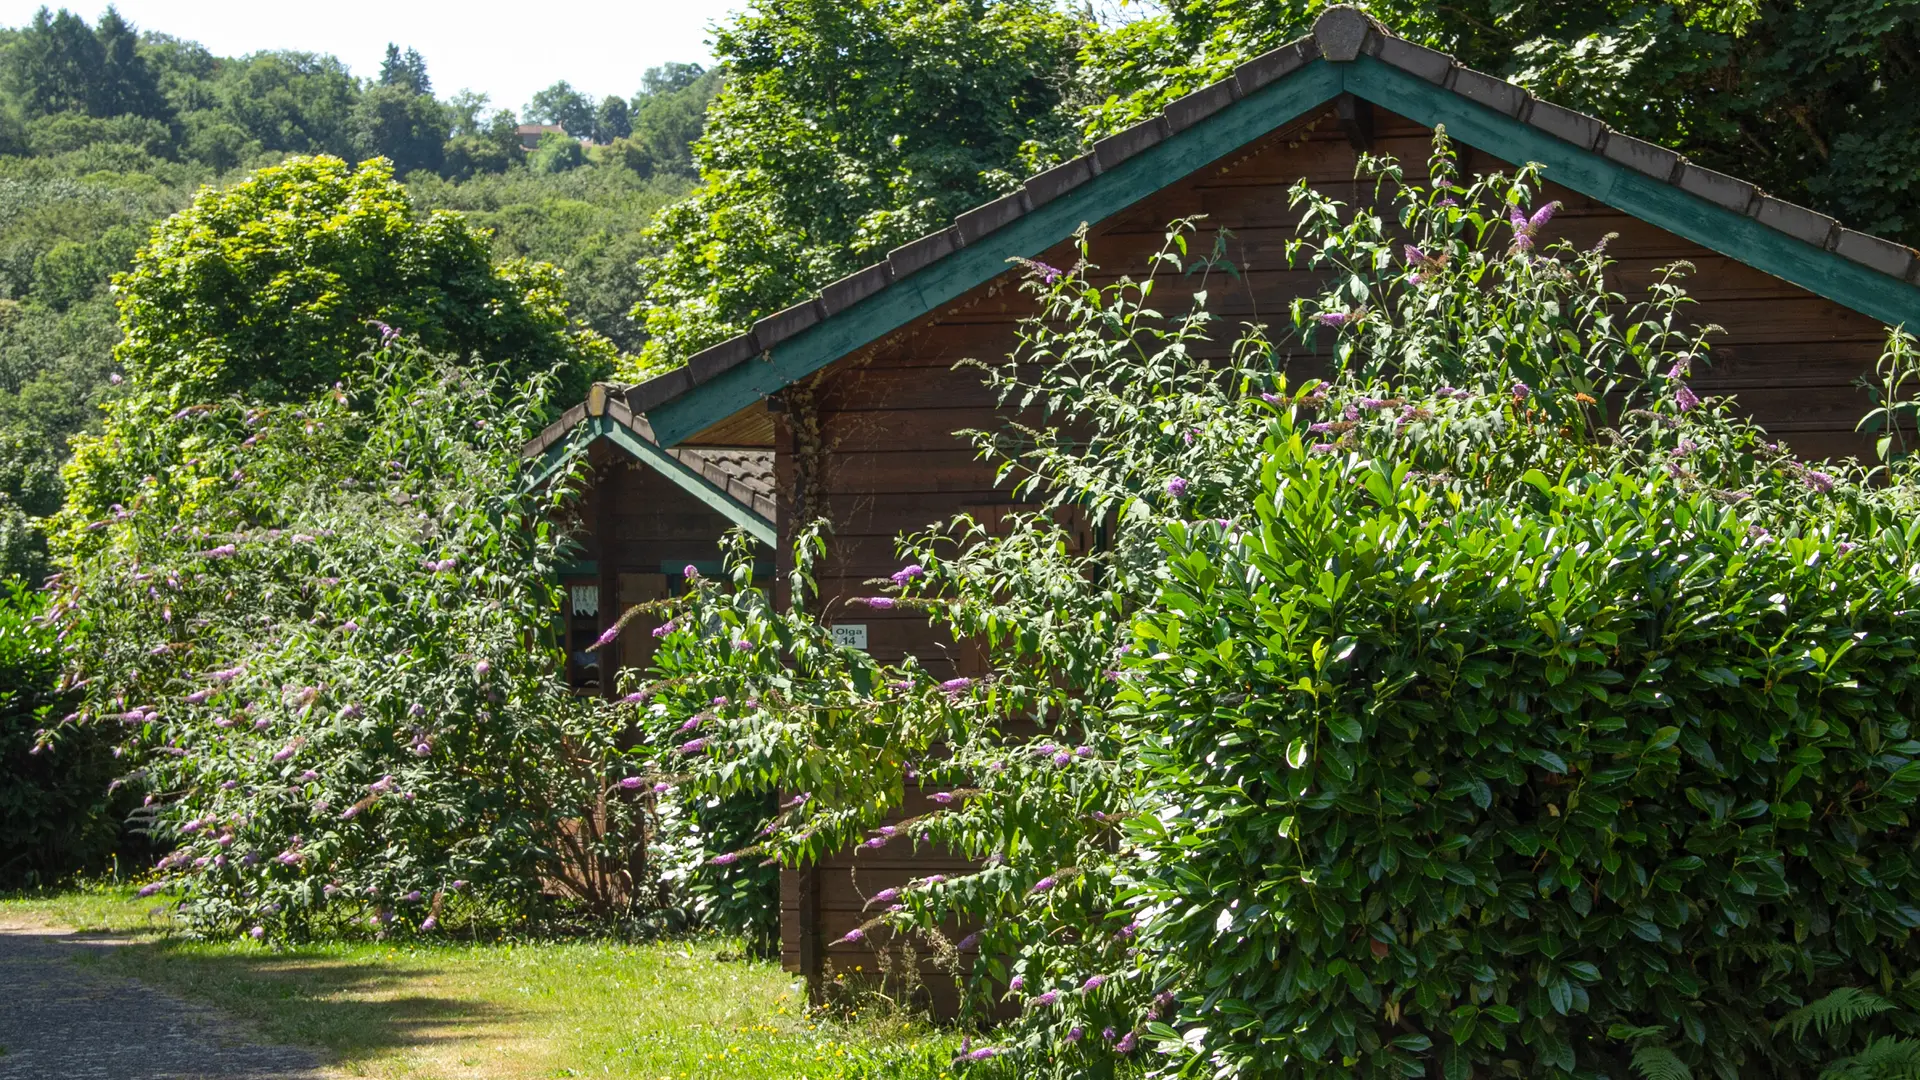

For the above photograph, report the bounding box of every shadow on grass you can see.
[63,932,514,1065]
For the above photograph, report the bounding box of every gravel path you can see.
[0,926,327,1080]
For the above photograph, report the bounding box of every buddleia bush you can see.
[627,130,1920,1078]
[39,349,639,937]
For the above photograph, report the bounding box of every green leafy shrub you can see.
[626,133,1920,1078]
[0,579,135,886]
[110,154,614,405]
[42,349,639,936]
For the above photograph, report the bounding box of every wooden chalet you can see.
[522,383,774,695]
[592,6,1920,999]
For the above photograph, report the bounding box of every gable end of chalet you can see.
[626,4,1920,450]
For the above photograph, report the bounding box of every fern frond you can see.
[1630,1044,1693,1080]
[1783,988,1898,1042]
[1821,1035,1920,1080]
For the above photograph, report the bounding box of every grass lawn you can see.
[0,885,956,1079]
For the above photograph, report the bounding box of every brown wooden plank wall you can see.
[777,105,1894,986]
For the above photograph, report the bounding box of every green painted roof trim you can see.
[1344,58,1920,333]
[528,415,776,547]
[643,53,1920,449]
[644,63,1344,447]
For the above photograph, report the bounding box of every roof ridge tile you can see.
[1600,131,1682,183]
[955,188,1032,247]
[1232,38,1317,95]
[1444,64,1528,118]
[1163,79,1241,133]
[1093,114,1172,173]
[888,227,959,279]
[1022,154,1096,209]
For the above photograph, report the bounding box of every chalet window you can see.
[564,582,602,692]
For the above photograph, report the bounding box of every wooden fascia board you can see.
[1343,57,1920,332]
[644,55,1920,449]
[597,417,777,547]
[644,62,1346,447]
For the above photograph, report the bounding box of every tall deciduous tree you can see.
[524,79,594,137]
[1075,0,1920,243]
[592,94,629,143]
[630,0,1084,370]
[109,155,612,407]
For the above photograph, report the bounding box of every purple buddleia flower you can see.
[1031,261,1062,284]
[1010,976,1026,991]
[619,777,643,790]
[678,716,702,734]
[965,1048,999,1062]
[652,782,671,794]
[1313,311,1350,328]
[733,638,753,652]
[929,791,954,804]
[1805,470,1835,493]
[1511,381,1531,404]
[138,882,164,897]
[836,928,865,945]
[369,775,395,794]
[202,544,237,559]
[956,933,979,951]
[678,738,708,755]
[1166,476,1188,498]
[1066,1026,1085,1043]
[1260,392,1281,405]
[1030,990,1059,1008]
[651,620,676,638]
[683,564,700,580]
[890,564,924,586]
[1083,974,1108,992]
[408,703,426,718]
[1675,384,1701,412]
[918,875,947,887]
[1310,443,1336,454]
[474,660,490,677]
[940,677,973,696]
[711,852,740,866]
[272,744,297,762]
[1031,876,1057,894]
[1666,357,1693,379]
[1115,1031,1138,1053]
[863,836,888,849]
[869,888,899,904]
[1053,751,1071,766]
[1836,541,1857,554]
[859,596,896,609]
[1102,1027,1117,1042]
[186,690,211,705]
[421,916,438,931]
[249,926,265,940]
[1308,422,1333,433]
[591,624,621,649]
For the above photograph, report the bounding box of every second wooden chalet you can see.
[605,6,1920,994]
[522,383,775,695]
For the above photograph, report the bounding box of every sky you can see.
[0,0,742,113]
